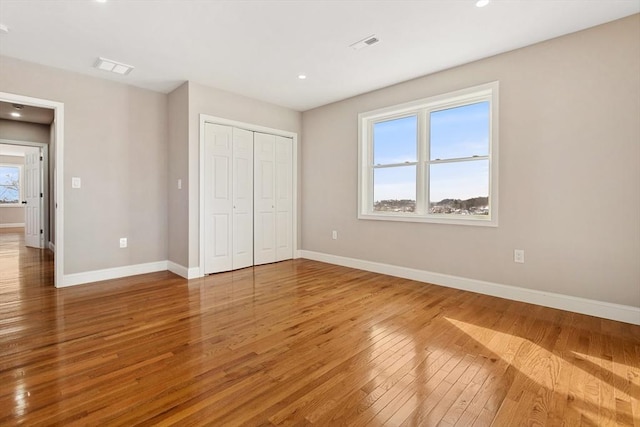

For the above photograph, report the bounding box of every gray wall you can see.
[167,82,189,267]
[301,15,640,307]
[0,56,169,274]
[0,154,25,225]
[0,119,50,143]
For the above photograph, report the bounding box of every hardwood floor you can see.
[1,228,639,426]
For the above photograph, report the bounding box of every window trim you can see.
[0,163,23,208]
[358,81,499,226]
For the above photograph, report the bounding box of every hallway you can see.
[0,227,53,295]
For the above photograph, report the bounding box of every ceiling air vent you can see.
[93,57,135,75]
[350,35,380,50]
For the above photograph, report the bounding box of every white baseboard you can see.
[0,223,25,228]
[60,261,169,288]
[168,261,202,279]
[299,250,640,326]
[48,241,55,252]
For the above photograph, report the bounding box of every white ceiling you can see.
[0,0,638,112]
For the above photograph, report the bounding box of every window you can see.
[358,82,498,226]
[0,164,22,205]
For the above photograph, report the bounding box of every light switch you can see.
[72,177,81,189]
[177,179,182,190]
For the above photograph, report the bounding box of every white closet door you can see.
[275,136,293,261]
[204,123,233,274]
[232,128,254,270]
[254,133,276,265]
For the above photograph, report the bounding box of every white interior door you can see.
[232,128,253,270]
[275,136,293,261]
[204,123,233,274]
[24,147,42,248]
[254,133,276,265]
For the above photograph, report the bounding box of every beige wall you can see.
[0,119,50,144]
[0,154,25,225]
[185,81,302,268]
[301,15,640,307]
[0,56,169,274]
[167,82,189,266]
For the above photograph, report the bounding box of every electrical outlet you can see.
[120,238,128,248]
[332,230,338,240]
[514,249,525,264]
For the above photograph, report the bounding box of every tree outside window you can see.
[0,165,21,204]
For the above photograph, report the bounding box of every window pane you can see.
[0,166,20,204]
[373,115,417,165]
[373,165,416,212]
[429,160,489,215]
[430,101,489,160]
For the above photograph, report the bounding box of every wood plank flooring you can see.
[1,227,639,426]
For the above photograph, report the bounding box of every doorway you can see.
[0,142,49,248]
[0,92,64,287]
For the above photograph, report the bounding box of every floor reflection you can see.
[1,237,638,425]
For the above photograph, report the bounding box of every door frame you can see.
[0,140,49,248]
[0,92,64,288]
[198,114,298,277]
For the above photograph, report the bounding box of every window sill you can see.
[0,204,24,208]
[358,212,498,227]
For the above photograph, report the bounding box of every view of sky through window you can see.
[372,102,489,204]
[373,115,417,165]
[430,102,489,160]
[373,165,416,205]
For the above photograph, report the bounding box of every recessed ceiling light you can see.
[10,112,21,118]
[94,57,134,75]
[95,0,108,3]
[298,74,307,80]
[476,0,489,7]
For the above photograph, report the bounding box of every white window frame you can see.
[0,163,23,208]
[358,81,499,226]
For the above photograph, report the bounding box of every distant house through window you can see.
[358,82,499,226]
[0,164,21,205]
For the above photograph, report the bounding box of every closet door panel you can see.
[275,136,293,261]
[254,133,277,265]
[204,123,233,274]
[232,128,254,270]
